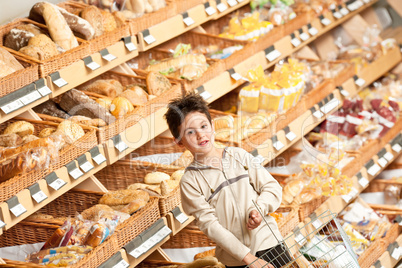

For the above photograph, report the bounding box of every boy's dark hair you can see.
[164,92,211,140]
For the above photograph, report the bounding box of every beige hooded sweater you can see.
[180,147,283,266]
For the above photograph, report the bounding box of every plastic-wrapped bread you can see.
[0,47,24,79]
[0,134,23,147]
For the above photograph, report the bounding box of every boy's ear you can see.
[174,138,184,147]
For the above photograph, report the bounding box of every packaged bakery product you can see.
[0,47,24,79]
[99,189,150,206]
[144,171,170,184]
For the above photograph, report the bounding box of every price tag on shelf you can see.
[312,219,322,229]
[83,56,101,71]
[342,194,352,203]
[265,46,281,62]
[228,68,243,81]
[0,99,24,114]
[227,0,237,7]
[122,36,137,52]
[216,2,228,12]
[50,72,68,88]
[332,10,342,19]
[182,12,195,27]
[313,109,324,119]
[272,138,284,151]
[80,161,94,173]
[358,176,369,188]
[391,245,401,260]
[377,157,387,168]
[19,90,42,106]
[204,3,216,16]
[7,196,27,217]
[295,233,306,246]
[290,36,301,47]
[349,187,358,198]
[321,97,340,114]
[112,134,128,152]
[347,1,357,11]
[0,220,5,229]
[35,79,52,97]
[112,260,129,268]
[340,89,350,97]
[299,32,309,41]
[367,163,381,176]
[129,247,142,259]
[363,0,370,3]
[284,127,296,141]
[354,76,365,87]
[384,152,394,161]
[319,15,331,26]
[392,143,401,153]
[66,161,84,180]
[29,183,47,204]
[100,48,117,62]
[197,86,212,100]
[355,0,364,8]
[251,149,265,164]
[142,29,156,45]
[172,207,189,224]
[237,0,244,2]
[307,24,318,36]
[90,147,107,165]
[45,172,66,190]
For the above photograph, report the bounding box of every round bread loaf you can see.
[4,24,43,51]
[144,171,170,184]
[39,128,56,138]
[170,169,184,181]
[81,5,104,37]
[56,120,85,144]
[100,9,117,32]
[146,71,171,96]
[3,121,35,137]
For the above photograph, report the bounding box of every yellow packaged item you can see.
[238,84,260,114]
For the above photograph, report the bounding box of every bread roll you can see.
[127,182,161,195]
[170,169,185,181]
[4,24,44,51]
[144,171,170,184]
[81,5,104,37]
[69,115,107,127]
[95,97,112,110]
[56,120,85,144]
[194,248,216,260]
[22,134,39,144]
[109,96,134,117]
[39,128,56,138]
[80,79,123,98]
[171,150,193,167]
[0,134,23,147]
[19,34,59,60]
[100,9,117,32]
[119,199,148,214]
[99,189,150,206]
[112,11,126,27]
[119,89,148,106]
[160,179,179,195]
[125,0,145,14]
[3,121,34,137]
[33,2,79,50]
[146,71,172,96]
[125,85,149,104]
[81,204,114,221]
[0,47,24,79]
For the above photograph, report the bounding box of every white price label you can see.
[358,177,369,187]
[384,152,394,161]
[217,3,228,12]
[265,49,281,62]
[295,233,306,245]
[391,248,401,260]
[290,38,301,47]
[392,143,401,153]
[342,194,352,203]
[355,78,365,87]
[237,0,244,2]
[355,0,363,8]
[340,90,350,97]
[69,168,84,179]
[32,190,47,203]
[378,157,388,168]
[0,220,5,229]
[321,98,340,114]
[255,154,265,164]
[308,27,318,36]
[367,163,381,176]
[273,141,284,151]
[399,220,402,226]
[142,239,155,251]
[286,131,296,141]
[1,99,24,114]
[363,0,370,3]
[10,203,27,217]
[312,219,322,229]
[347,2,357,10]
[113,259,129,268]
[144,34,156,45]
[333,11,342,19]
[349,187,358,197]
[230,72,242,81]
[205,6,216,16]
[340,8,349,15]
[93,154,107,165]
[175,212,189,224]
[160,226,172,237]
[125,42,137,52]
[53,78,68,88]
[299,32,309,41]
[227,0,237,7]
[129,248,142,259]
[183,16,195,26]
[86,61,100,71]
[199,90,212,100]
[321,17,331,26]
[80,161,94,173]
[37,86,52,96]
[49,178,66,190]
[313,110,324,119]
[19,90,42,105]
[102,53,117,62]
[115,141,128,152]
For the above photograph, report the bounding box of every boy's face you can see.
[176,111,215,156]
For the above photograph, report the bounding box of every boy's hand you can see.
[243,253,274,268]
[247,210,262,230]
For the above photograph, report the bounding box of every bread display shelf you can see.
[370,233,402,268]
[165,204,195,236]
[212,0,250,20]
[0,145,108,232]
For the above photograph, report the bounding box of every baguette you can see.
[145,54,207,74]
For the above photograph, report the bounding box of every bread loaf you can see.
[109,96,134,117]
[3,121,34,137]
[33,100,70,119]
[22,134,39,144]
[39,128,56,138]
[119,199,148,214]
[125,0,145,14]
[171,150,193,167]
[59,89,115,125]
[170,169,185,181]
[81,204,114,221]
[123,85,148,105]
[4,23,44,51]
[0,47,24,79]
[80,79,123,98]
[69,115,106,127]
[0,136,55,159]
[160,179,179,195]
[146,71,172,96]
[99,189,150,206]
[0,134,23,147]
[144,171,170,184]
[30,2,79,50]
[56,120,85,144]
[100,9,117,32]
[194,248,216,260]
[81,5,104,37]
[128,182,161,195]
[19,34,59,60]
[112,11,126,27]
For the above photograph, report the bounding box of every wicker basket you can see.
[363,179,402,193]
[129,46,225,93]
[280,196,328,222]
[162,224,216,249]
[357,238,387,268]
[137,260,185,268]
[276,206,300,237]
[0,118,97,203]
[379,116,402,149]
[0,55,39,99]
[128,0,177,34]
[95,157,183,217]
[58,1,131,54]
[347,139,380,168]
[0,18,90,78]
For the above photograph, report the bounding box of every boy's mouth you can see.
[199,140,209,146]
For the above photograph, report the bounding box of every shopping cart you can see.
[248,201,360,268]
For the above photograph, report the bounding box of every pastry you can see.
[22,134,39,144]
[109,96,134,117]
[118,88,148,106]
[144,171,170,184]
[3,121,34,137]
[86,223,106,247]
[99,189,150,206]
[0,47,24,78]
[119,199,148,214]
[146,71,171,96]
[112,11,126,27]
[38,128,56,138]
[56,120,85,144]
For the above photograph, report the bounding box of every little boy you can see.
[164,93,291,268]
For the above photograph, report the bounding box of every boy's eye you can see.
[187,130,194,135]
[201,124,207,129]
